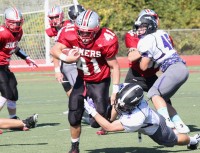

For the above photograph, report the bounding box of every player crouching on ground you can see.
[84,83,200,150]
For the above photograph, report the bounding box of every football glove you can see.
[25,57,38,68]
[84,99,97,117]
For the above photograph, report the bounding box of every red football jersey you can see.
[0,25,23,65]
[45,20,73,37]
[125,30,159,77]
[57,27,118,82]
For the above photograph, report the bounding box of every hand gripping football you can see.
[62,48,79,56]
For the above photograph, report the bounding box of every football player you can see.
[84,83,200,150]
[135,14,190,133]
[50,10,120,153]
[124,9,190,134]
[46,5,91,125]
[0,7,38,121]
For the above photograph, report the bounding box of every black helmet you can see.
[115,83,144,113]
[68,5,85,21]
[134,14,157,35]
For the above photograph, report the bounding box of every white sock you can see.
[171,114,184,124]
[71,138,79,143]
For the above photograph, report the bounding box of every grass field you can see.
[1,66,200,153]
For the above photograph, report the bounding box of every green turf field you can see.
[0,67,200,153]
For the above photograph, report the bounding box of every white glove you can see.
[25,57,38,68]
[84,99,97,117]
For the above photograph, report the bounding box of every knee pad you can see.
[7,100,16,109]
[68,109,83,126]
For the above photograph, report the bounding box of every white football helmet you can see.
[75,10,100,45]
[48,5,64,27]
[138,9,159,25]
[4,7,24,33]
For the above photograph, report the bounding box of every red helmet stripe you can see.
[82,10,92,27]
[12,7,20,20]
[146,9,150,13]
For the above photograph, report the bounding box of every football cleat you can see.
[10,116,20,120]
[23,114,38,128]
[68,142,79,153]
[165,118,175,129]
[174,122,190,134]
[0,129,3,134]
[96,128,107,135]
[187,134,200,150]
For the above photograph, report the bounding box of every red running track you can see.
[10,55,200,72]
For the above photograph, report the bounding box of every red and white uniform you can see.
[125,30,159,77]
[45,20,72,38]
[57,27,118,82]
[0,25,23,65]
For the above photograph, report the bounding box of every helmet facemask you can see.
[135,15,157,38]
[77,28,99,45]
[48,6,64,28]
[75,10,100,45]
[4,7,24,33]
[5,19,24,32]
[135,23,148,38]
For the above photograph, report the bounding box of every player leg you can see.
[87,78,110,135]
[0,118,25,129]
[0,68,9,111]
[147,62,189,129]
[60,62,75,114]
[62,63,90,124]
[60,63,74,97]
[7,71,18,119]
[68,76,85,153]
[150,114,199,150]
[0,68,18,118]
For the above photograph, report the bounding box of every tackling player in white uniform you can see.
[84,83,200,150]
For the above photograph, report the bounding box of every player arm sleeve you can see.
[15,47,28,59]
[137,38,153,58]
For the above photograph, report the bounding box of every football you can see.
[62,48,79,56]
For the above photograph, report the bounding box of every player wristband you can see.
[91,110,97,117]
[54,67,61,73]
[59,53,67,61]
[112,84,120,93]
